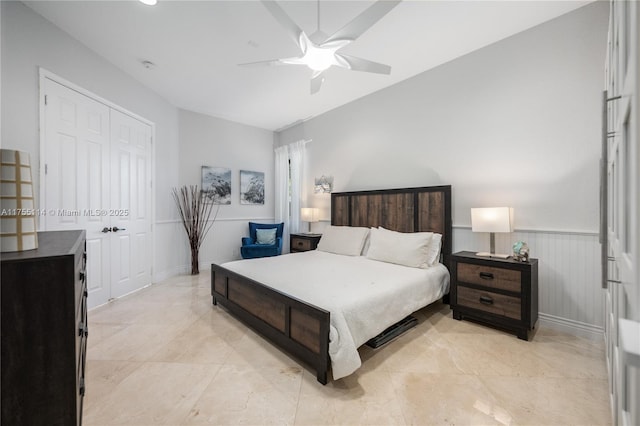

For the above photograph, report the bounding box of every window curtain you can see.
[274,140,307,253]
[288,140,306,236]
[274,145,290,252]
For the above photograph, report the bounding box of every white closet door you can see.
[109,109,152,299]
[43,78,153,308]
[44,78,111,307]
[604,2,639,425]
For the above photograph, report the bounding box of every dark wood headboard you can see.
[331,186,452,266]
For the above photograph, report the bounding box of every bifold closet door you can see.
[604,2,639,425]
[43,78,152,308]
[109,109,152,300]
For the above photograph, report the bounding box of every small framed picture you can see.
[240,170,264,205]
[201,166,231,205]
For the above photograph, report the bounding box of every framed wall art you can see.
[201,166,231,205]
[240,170,264,205]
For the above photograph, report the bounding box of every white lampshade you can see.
[301,207,320,223]
[471,207,514,233]
[1,149,38,252]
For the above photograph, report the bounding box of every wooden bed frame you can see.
[211,185,452,384]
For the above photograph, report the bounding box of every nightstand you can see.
[290,233,322,253]
[450,251,538,340]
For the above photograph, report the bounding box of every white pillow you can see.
[316,226,370,256]
[366,226,432,268]
[427,233,443,266]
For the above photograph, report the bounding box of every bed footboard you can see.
[211,264,330,384]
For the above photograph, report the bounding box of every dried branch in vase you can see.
[172,185,219,274]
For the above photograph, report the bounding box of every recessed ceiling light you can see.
[139,0,157,6]
[141,60,156,70]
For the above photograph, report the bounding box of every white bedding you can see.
[221,250,450,380]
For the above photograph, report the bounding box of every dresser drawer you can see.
[457,262,521,293]
[291,237,312,251]
[457,286,521,320]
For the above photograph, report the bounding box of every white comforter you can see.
[221,250,450,379]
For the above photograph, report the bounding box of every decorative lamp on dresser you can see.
[450,251,538,340]
[290,233,322,253]
[1,230,87,425]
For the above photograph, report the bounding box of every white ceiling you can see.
[25,0,591,131]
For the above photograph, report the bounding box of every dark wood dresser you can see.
[1,230,87,425]
[450,251,538,340]
[290,233,322,253]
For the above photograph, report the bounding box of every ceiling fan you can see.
[241,0,401,94]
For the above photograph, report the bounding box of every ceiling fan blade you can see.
[319,39,352,50]
[310,71,325,94]
[261,0,305,49]
[335,54,391,75]
[323,0,401,44]
[239,57,306,67]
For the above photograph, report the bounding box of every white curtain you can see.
[288,140,306,236]
[274,145,290,252]
[274,140,307,253]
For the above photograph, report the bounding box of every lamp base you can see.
[476,252,510,259]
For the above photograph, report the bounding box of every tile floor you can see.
[85,272,611,425]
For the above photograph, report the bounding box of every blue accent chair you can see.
[240,222,284,259]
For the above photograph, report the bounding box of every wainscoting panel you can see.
[453,227,603,338]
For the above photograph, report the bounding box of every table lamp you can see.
[471,207,514,258]
[300,207,319,233]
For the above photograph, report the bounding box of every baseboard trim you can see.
[153,261,225,282]
[153,265,190,282]
[538,313,604,341]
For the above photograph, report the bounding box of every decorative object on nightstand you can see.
[450,251,538,340]
[471,207,514,258]
[290,233,322,253]
[0,149,38,252]
[512,241,529,262]
[300,207,319,233]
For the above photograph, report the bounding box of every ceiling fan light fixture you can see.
[303,45,335,72]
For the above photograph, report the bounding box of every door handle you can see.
[101,227,111,233]
[112,226,126,232]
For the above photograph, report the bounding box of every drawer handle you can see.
[479,295,494,305]
[479,272,494,280]
[297,241,303,246]
[79,271,86,282]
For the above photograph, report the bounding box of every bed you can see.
[211,185,452,384]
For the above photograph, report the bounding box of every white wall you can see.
[278,2,607,233]
[1,1,182,279]
[171,109,275,270]
[277,3,609,335]
[0,1,276,281]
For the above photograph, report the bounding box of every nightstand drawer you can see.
[457,262,521,293]
[457,286,521,320]
[291,237,312,251]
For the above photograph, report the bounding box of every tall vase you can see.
[190,246,199,275]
